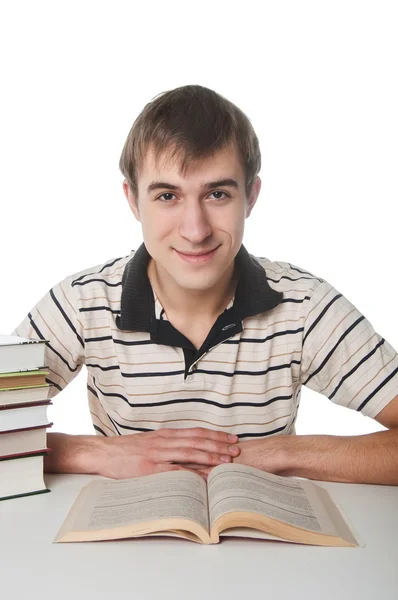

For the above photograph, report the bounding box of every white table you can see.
[1,473,398,600]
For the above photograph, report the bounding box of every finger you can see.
[159,436,240,458]
[161,427,239,444]
[151,446,233,467]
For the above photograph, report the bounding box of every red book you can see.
[0,423,53,459]
[0,401,52,433]
[0,383,52,408]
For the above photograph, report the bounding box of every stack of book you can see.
[0,335,52,501]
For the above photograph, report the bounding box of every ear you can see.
[123,180,141,222]
[245,176,261,218]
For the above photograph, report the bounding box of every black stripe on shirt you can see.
[87,384,99,398]
[303,316,366,385]
[110,419,288,438]
[280,295,311,305]
[303,293,343,346]
[86,363,120,372]
[92,377,293,409]
[28,313,81,373]
[193,360,301,379]
[93,425,108,436]
[357,365,398,411]
[84,336,151,344]
[267,274,323,284]
[79,306,121,314]
[121,369,185,378]
[237,425,288,438]
[50,288,85,348]
[222,328,305,346]
[72,278,122,287]
[71,256,125,285]
[107,414,122,435]
[288,264,319,278]
[328,338,385,400]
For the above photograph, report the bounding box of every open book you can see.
[54,463,359,547]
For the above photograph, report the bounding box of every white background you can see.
[0,1,396,437]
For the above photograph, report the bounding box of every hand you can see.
[232,437,288,474]
[95,427,241,480]
[182,437,288,477]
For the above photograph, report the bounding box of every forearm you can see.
[44,433,105,475]
[280,429,398,485]
[44,428,241,480]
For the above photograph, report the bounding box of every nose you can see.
[178,200,212,244]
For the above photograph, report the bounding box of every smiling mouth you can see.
[174,246,220,263]
[175,245,220,257]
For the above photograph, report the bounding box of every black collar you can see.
[116,243,284,333]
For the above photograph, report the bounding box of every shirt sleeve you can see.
[10,275,86,400]
[298,279,398,419]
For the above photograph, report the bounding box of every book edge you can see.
[0,488,50,502]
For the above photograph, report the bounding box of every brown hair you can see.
[119,84,261,200]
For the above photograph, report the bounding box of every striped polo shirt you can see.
[11,243,398,439]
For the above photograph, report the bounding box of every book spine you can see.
[0,448,50,460]
[0,384,51,392]
[0,450,49,462]
[0,368,49,378]
[0,422,53,435]
[0,400,53,412]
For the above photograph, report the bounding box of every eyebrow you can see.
[147,178,239,194]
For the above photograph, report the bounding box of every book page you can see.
[56,470,209,538]
[219,527,301,543]
[207,463,354,540]
[0,335,33,345]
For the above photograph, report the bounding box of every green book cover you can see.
[0,370,49,379]
[0,383,50,392]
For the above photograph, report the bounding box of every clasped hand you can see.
[98,427,240,480]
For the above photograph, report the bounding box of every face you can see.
[123,144,261,297]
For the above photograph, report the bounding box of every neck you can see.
[148,259,238,323]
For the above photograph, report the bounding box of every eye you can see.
[156,190,230,202]
[156,192,176,202]
[209,191,229,200]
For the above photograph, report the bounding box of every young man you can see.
[12,85,398,484]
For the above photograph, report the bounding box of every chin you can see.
[175,275,217,291]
